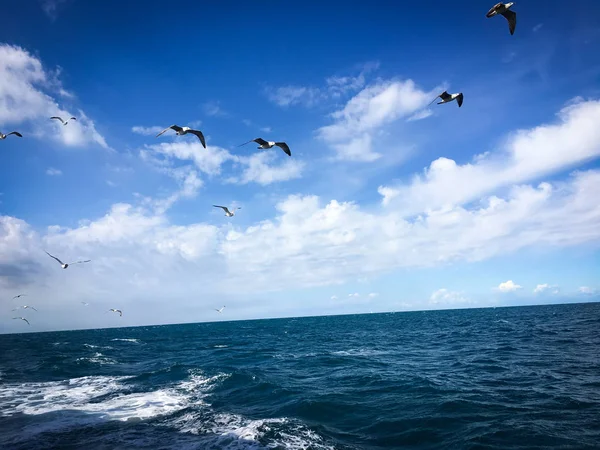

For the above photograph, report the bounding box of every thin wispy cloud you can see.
[132,126,164,136]
[46,167,62,176]
[203,101,227,117]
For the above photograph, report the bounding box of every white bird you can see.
[156,125,206,148]
[108,308,122,317]
[45,250,91,269]
[430,91,464,108]
[486,2,516,35]
[50,116,77,126]
[0,131,23,140]
[13,317,30,325]
[213,205,241,217]
[13,305,38,312]
[239,138,291,156]
[214,306,226,313]
[12,294,27,299]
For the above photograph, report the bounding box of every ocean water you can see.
[1,303,599,449]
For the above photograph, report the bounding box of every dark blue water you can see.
[1,303,599,449]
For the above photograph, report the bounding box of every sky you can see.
[1,0,599,333]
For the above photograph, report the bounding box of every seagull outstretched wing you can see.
[7,132,22,138]
[486,3,503,17]
[213,205,231,214]
[156,125,182,137]
[429,91,448,105]
[13,317,30,325]
[501,9,516,35]
[69,117,77,121]
[50,116,66,125]
[45,251,65,266]
[69,259,91,265]
[238,138,268,147]
[13,294,26,299]
[456,93,464,108]
[187,129,206,148]
[275,142,291,156]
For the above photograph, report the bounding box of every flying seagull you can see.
[430,91,464,108]
[50,116,77,126]
[486,2,516,35]
[156,125,206,148]
[213,205,241,217]
[13,317,30,325]
[12,294,27,299]
[0,131,22,140]
[45,250,91,269]
[214,306,226,313]
[13,305,38,312]
[108,308,122,317]
[239,138,291,156]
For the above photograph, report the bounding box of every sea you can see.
[1,303,599,449]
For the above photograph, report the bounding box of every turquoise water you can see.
[1,303,599,449]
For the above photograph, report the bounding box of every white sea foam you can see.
[76,352,117,365]
[111,338,142,343]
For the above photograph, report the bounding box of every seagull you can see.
[156,125,206,148]
[486,2,517,35]
[108,308,122,317]
[12,294,27,299]
[430,91,464,108]
[13,305,38,312]
[50,116,77,126]
[238,138,291,156]
[0,131,23,140]
[45,250,91,269]
[214,306,226,313]
[213,205,241,217]
[13,317,30,325]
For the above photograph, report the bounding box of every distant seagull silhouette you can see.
[239,138,291,156]
[13,294,27,299]
[213,205,240,217]
[430,91,464,108]
[45,251,91,269]
[0,131,22,140]
[81,301,89,306]
[13,317,30,325]
[108,308,122,317]
[214,306,226,313]
[51,116,77,126]
[486,2,516,35]
[156,125,206,148]
[13,305,38,312]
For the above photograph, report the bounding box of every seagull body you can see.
[431,91,464,108]
[13,317,30,325]
[215,306,226,313]
[0,131,22,139]
[239,138,291,156]
[156,125,206,148]
[50,116,77,126]
[486,2,516,35]
[13,305,38,312]
[213,205,240,217]
[108,308,122,317]
[45,251,91,269]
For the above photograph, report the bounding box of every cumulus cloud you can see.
[378,99,600,213]
[533,283,560,294]
[132,125,164,136]
[0,44,109,150]
[579,286,597,295]
[228,152,304,186]
[330,295,338,300]
[368,292,379,298]
[317,78,437,161]
[495,280,523,293]
[429,289,470,305]
[202,101,227,117]
[46,167,62,176]
[265,86,322,108]
[348,293,360,298]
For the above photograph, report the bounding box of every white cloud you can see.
[260,126,272,133]
[228,152,304,186]
[0,44,109,150]
[348,293,360,297]
[143,141,233,177]
[265,86,322,108]
[379,99,600,213]
[132,125,164,136]
[317,78,437,161]
[533,23,544,32]
[46,167,62,176]
[106,180,117,187]
[368,293,379,298]
[40,0,67,20]
[330,295,338,300]
[430,289,470,305]
[579,286,597,295]
[495,280,523,293]
[533,283,560,294]
[203,101,227,117]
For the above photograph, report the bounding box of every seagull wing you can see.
[45,251,65,265]
[456,93,464,107]
[486,3,502,17]
[213,205,230,214]
[69,117,77,121]
[50,116,65,125]
[7,132,23,138]
[156,125,180,137]
[501,9,516,35]
[253,138,269,146]
[117,310,122,316]
[429,92,446,105]
[69,259,91,265]
[30,307,38,311]
[275,142,291,156]
[187,129,206,148]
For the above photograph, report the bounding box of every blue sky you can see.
[1,0,599,333]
